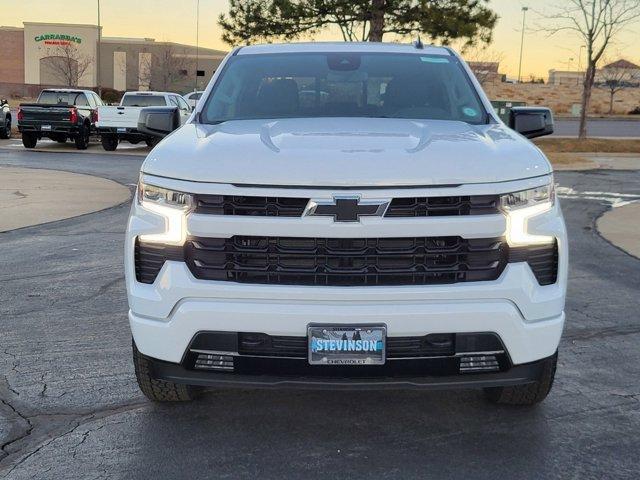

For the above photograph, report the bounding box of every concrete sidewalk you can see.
[0,166,131,232]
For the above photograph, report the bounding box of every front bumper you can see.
[129,284,565,366]
[142,348,557,390]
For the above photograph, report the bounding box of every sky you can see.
[2,0,639,79]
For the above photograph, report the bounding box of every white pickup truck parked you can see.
[183,91,204,108]
[96,91,191,150]
[127,42,566,405]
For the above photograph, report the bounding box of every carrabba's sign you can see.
[35,33,82,46]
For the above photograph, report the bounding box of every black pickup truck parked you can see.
[17,89,103,149]
[0,98,11,139]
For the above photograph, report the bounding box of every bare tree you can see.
[541,0,640,138]
[138,45,196,91]
[597,61,639,114]
[44,44,93,87]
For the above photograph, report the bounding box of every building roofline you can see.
[101,37,227,54]
[23,21,102,29]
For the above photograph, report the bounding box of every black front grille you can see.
[182,332,510,378]
[194,195,308,216]
[184,235,507,286]
[135,238,558,287]
[192,194,500,217]
[237,332,455,358]
[385,195,499,217]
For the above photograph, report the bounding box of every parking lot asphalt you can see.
[1,148,639,479]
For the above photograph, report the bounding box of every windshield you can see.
[38,91,85,105]
[121,95,166,107]
[201,52,486,124]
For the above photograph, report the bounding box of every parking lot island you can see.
[597,202,640,258]
[0,166,130,231]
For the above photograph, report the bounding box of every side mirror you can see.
[137,106,180,138]
[509,107,554,139]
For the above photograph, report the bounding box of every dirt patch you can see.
[544,152,595,169]
[534,138,640,154]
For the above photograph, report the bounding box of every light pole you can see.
[195,0,199,92]
[578,45,586,71]
[517,6,528,83]
[97,0,101,96]
[567,57,574,70]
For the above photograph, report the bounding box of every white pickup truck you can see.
[96,91,191,150]
[127,42,566,405]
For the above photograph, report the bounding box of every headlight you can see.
[137,180,193,245]
[138,182,193,209]
[500,182,554,211]
[501,179,555,246]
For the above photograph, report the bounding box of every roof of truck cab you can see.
[236,42,452,56]
[123,91,174,96]
[42,89,90,93]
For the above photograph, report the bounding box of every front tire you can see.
[22,132,37,148]
[145,137,160,148]
[484,351,557,406]
[0,117,11,139]
[101,135,118,151]
[133,341,198,402]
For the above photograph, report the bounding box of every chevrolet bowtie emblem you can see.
[304,196,390,222]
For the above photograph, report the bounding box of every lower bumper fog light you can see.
[194,353,234,371]
[459,355,499,373]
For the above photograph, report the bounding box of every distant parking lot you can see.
[554,118,640,138]
[0,136,149,156]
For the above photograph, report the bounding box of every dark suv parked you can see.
[17,89,102,149]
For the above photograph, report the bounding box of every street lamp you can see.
[97,0,101,96]
[517,6,528,83]
[567,57,574,70]
[195,0,199,92]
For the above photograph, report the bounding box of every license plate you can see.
[308,325,386,365]
[117,127,127,133]
[41,125,51,131]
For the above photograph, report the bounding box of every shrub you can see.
[100,88,123,105]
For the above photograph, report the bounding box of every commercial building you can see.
[547,70,585,86]
[0,22,227,97]
[466,61,506,85]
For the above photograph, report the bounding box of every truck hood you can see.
[142,118,550,187]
